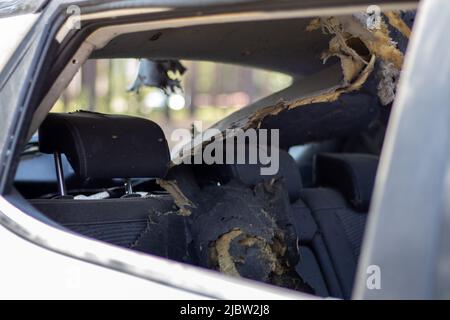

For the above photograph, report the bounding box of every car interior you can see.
[11,12,415,299]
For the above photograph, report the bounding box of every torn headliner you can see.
[91,17,335,77]
[166,9,414,155]
[91,16,366,149]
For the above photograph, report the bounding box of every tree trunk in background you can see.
[239,68,256,102]
[82,60,97,111]
[185,61,196,117]
[164,101,171,121]
[106,60,113,113]
[61,92,69,112]
[212,64,222,98]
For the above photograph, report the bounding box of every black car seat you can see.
[298,153,379,298]
[205,144,379,299]
[199,144,333,296]
[29,111,189,262]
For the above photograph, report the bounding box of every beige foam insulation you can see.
[156,179,196,216]
[213,229,243,277]
[244,11,413,130]
[212,228,285,279]
[385,11,412,39]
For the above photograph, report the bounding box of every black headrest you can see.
[314,153,379,212]
[39,111,170,180]
[217,145,302,202]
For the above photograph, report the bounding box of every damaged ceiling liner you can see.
[247,11,410,130]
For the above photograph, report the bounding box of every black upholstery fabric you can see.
[130,207,191,263]
[231,148,302,202]
[29,196,195,263]
[291,199,343,298]
[335,209,367,259]
[32,196,193,262]
[260,90,379,149]
[39,111,170,179]
[203,145,302,202]
[68,220,148,248]
[296,246,329,297]
[290,153,379,298]
[30,196,175,224]
[314,153,379,211]
[300,188,367,299]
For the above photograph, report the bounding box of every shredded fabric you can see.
[156,179,196,216]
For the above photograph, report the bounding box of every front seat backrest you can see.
[34,111,190,262]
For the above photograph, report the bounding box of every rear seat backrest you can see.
[298,152,379,298]
[213,145,335,297]
[31,196,175,246]
[314,153,379,212]
[207,144,302,202]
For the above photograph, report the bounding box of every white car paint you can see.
[0,224,205,300]
[0,13,39,71]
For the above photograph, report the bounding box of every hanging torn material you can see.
[306,14,406,107]
[243,10,413,130]
[128,59,187,94]
[156,178,196,216]
[187,179,313,292]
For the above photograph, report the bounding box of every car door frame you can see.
[354,0,450,299]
